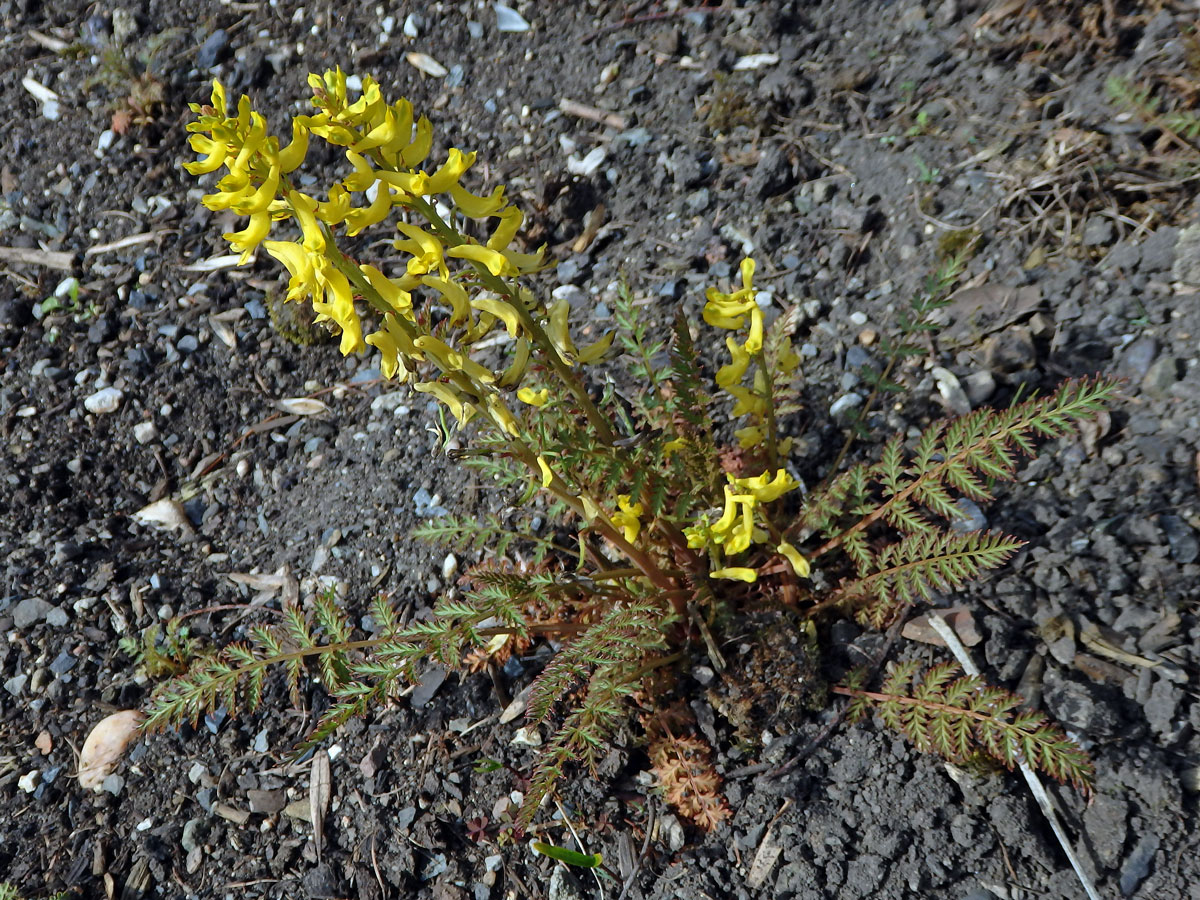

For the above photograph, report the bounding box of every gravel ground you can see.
[2,2,1199,898]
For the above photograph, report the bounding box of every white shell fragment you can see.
[494,3,531,32]
[277,397,328,415]
[84,387,123,414]
[567,146,607,177]
[78,710,144,791]
[134,498,193,533]
[733,53,780,71]
[22,76,60,120]
[405,51,448,78]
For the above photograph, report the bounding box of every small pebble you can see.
[133,422,158,444]
[84,387,123,414]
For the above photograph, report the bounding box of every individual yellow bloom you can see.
[716,335,750,388]
[712,567,757,583]
[361,264,414,317]
[497,337,530,388]
[449,183,506,218]
[342,150,378,192]
[399,117,433,167]
[611,495,644,543]
[727,385,767,418]
[184,134,230,174]
[414,380,473,426]
[777,542,811,578]
[576,330,616,364]
[230,161,280,215]
[734,469,798,503]
[547,299,577,359]
[394,222,447,278]
[264,240,317,302]
[378,169,428,196]
[425,148,476,194]
[421,276,471,326]
[414,335,496,385]
[485,394,521,437]
[311,259,364,355]
[537,456,554,488]
[344,184,395,236]
[662,437,688,458]
[517,387,549,407]
[734,425,764,449]
[447,243,514,277]
[277,117,311,173]
[471,296,524,338]
[350,104,401,153]
[366,313,424,380]
[316,184,353,225]
[287,190,326,253]
[224,210,271,263]
[683,516,710,549]
[487,207,524,251]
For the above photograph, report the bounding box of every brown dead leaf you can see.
[310,750,331,861]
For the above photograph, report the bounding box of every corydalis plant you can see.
[155,69,1119,836]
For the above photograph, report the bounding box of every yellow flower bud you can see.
[497,337,530,388]
[777,542,811,578]
[712,567,757,583]
[716,335,750,388]
[537,456,554,488]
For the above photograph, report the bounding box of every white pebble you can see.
[133,422,158,444]
[18,771,39,793]
[441,553,458,582]
[84,387,123,414]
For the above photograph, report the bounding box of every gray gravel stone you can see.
[1119,833,1160,895]
[13,597,52,630]
[1137,226,1177,273]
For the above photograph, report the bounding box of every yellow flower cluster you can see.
[185,69,625,445]
[684,469,809,581]
[702,258,801,451]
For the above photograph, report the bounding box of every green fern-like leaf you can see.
[826,530,1024,627]
[838,662,1094,792]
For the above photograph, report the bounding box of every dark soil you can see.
[3,2,1199,898]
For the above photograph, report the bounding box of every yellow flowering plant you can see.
[150,69,1118,843]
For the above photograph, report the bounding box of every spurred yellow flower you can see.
[611,495,644,543]
[517,387,550,408]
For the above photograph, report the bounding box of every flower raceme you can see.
[684,470,810,582]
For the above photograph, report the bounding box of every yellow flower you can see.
[310,258,364,355]
[733,469,798,503]
[716,335,750,388]
[777,542,811,578]
[537,456,555,488]
[394,222,447,278]
[414,380,474,426]
[712,567,757,583]
[366,313,424,380]
[264,240,317,301]
[450,183,506,218]
[414,335,496,386]
[224,210,272,263]
[517,387,549,407]
[447,243,515,277]
[471,296,524,338]
[611,495,644,543]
